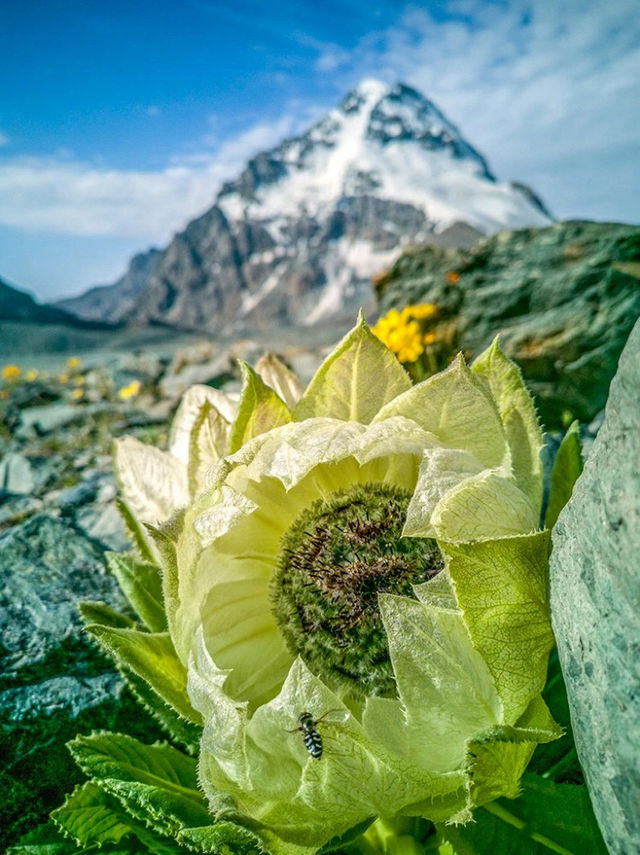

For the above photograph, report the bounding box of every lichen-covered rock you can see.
[0,515,161,850]
[374,220,640,426]
[550,318,640,855]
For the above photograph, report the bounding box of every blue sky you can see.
[1,0,638,301]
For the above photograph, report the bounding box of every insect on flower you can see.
[288,709,351,760]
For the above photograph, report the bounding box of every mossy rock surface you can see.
[375,220,640,426]
[550,318,640,854]
[0,514,162,849]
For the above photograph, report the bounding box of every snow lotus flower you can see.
[100,315,559,854]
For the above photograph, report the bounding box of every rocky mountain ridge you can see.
[57,80,551,331]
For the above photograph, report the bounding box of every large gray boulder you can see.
[550,318,640,854]
[375,220,640,427]
[0,515,161,850]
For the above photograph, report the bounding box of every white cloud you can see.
[1,0,638,256]
[0,115,300,241]
[321,0,640,221]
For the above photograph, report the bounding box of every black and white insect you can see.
[287,709,350,760]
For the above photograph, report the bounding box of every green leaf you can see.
[528,650,583,784]
[440,774,607,854]
[544,422,583,530]
[374,353,506,468]
[443,531,554,723]
[115,497,157,563]
[468,739,536,807]
[84,624,200,724]
[7,820,85,854]
[229,362,291,453]
[8,816,179,854]
[178,823,267,854]
[68,733,211,839]
[78,600,136,630]
[317,818,376,853]
[106,552,167,633]
[468,695,562,808]
[51,781,181,853]
[119,665,201,753]
[293,311,411,423]
[472,338,544,507]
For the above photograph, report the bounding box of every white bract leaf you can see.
[114,435,189,526]
[255,353,305,410]
[169,384,237,464]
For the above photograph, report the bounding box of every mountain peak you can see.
[60,80,551,330]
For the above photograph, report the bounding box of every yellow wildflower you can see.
[66,356,81,369]
[2,364,21,381]
[446,271,460,285]
[388,320,424,363]
[74,375,85,386]
[26,369,39,382]
[118,380,142,401]
[71,388,84,400]
[58,373,70,383]
[405,303,438,321]
[372,310,425,363]
[423,331,437,346]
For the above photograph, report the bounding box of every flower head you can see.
[117,379,142,400]
[372,309,426,363]
[108,316,558,854]
[2,364,21,381]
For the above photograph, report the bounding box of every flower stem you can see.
[350,817,435,855]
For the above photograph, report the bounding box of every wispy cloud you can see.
[319,0,640,220]
[0,115,300,241]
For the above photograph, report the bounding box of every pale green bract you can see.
[106,314,559,855]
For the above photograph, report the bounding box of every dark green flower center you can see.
[270,482,443,699]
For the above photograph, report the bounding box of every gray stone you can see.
[77,501,130,551]
[375,220,640,427]
[550,318,640,855]
[0,452,35,494]
[16,403,83,436]
[57,478,99,508]
[0,514,161,849]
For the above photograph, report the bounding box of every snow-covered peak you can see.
[217,79,549,236]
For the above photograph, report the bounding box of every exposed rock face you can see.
[374,220,640,426]
[549,318,640,855]
[58,80,549,331]
[55,248,160,323]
